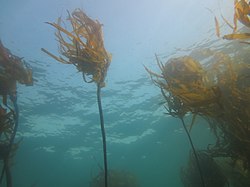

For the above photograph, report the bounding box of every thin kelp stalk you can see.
[0,158,11,187]
[0,95,19,187]
[97,83,108,187]
[0,40,33,187]
[180,117,205,187]
[160,90,205,187]
[0,159,10,187]
[42,9,112,187]
[9,94,19,150]
[4,94,19,187]
[0,158,13,187]
[3,158,11,187]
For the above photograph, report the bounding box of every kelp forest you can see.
[0,0,250,187]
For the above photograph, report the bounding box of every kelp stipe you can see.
[179,117,205,187]
[0,40,33,187]
[96,83,108,187]
[160,88,205,187]
[42,9,112,187]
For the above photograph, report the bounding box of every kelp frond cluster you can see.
[145,49,250,171]
[0,40,33,87]
[0,40,33,143]
[42,9,112,86]
[218,0,250,43]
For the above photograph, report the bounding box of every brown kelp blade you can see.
[221,14,235,30]
[214,16,220,38]
[223,33,250,40]
[41,48,70,64]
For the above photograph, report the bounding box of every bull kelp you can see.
[0,40,33,187]
[41,9,112,187]
[145,45,250,186]
[41,9,111,86]
[145,0,250,185]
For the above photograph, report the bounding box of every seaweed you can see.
[218,0,250,43]
[41,8,111,86]
[0,40,33,187]
[145,47,250,186]
[42,9,112,187]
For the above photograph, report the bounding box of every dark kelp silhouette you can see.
[90,169,139,187]
[42,9,112,187]
[0,40,33,187]
[180,150,228,187]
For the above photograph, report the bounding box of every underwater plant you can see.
[42,9,112,187]
[145,46,250,186]
[145,55,207,187]
[216,0,250,43]
[0,40,33,187]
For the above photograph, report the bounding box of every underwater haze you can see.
[0,0,235,186]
